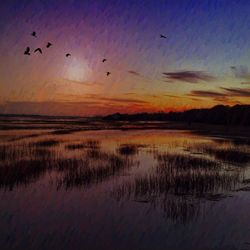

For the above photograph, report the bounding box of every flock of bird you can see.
[24,31,167,77]
[24,31,70,56]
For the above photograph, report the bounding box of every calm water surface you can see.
[0,127,250,250]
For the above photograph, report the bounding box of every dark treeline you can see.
[103,105,250,126]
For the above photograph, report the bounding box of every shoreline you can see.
[0,118,249,140]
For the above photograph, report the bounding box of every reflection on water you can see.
[0,126,250,249]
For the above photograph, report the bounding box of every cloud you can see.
[230,66,250,80]
[52,93,149,105]
[163,94,181,98]
[79,94,148,105]
[123,92,137,96]
[188,90,243,105]
[62,78,102,86]
[221,87,250,97]
[162,70,215,83]
[190,88,250,98]
[188,87,250,105]
[188,91,228,103]
[189,90,226,98]
[93,96,148,104]
[128,70,140,76]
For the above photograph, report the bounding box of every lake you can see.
[0,118,250,250]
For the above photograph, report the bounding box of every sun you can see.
[64,58,91,82]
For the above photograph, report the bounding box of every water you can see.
[0,120,250,250]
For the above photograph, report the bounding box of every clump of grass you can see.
[0,143,34,162]
[117,143,147,156]
[0,143,54,164]
[205,147,250,165]
[0,158,55,190]
[0,140,134,190]
[189,143,250,165]
[50,128,82,135]
[57,153,133,189]
[112,151,240,206]
[230,138,250,147]
[112,164,239,224]
[113,170,239,202]
[8,133,41,142]
[65,139,100,151]
[0,144,12,161]
[117,144,139,156]
[32,139,60,147]
[85,139,100,148]
[157,153,219,172]
[242,178,250,184]
[33,148,53,158]
[235,186,250,192]
[85,148,104,159]
[66,144,87,150]
[118,144,138,156]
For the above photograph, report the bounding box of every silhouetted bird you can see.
[31,31,37,37]
[34,48,42,54]
[66,53,71,57]
[46,42,52,48]
[160,34,167,39]
[106,72,111,76]
[102,58,107,63]
[24,47,31,55]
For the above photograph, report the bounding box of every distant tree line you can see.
[103,105,250,126]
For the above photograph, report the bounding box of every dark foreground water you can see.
[0,122,250,250]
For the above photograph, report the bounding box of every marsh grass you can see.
[186,143,250,165]
[161,196,201,223]
[117,143,148,156]
[0,144,13,161]
[112,172,239,223]
[157,153,220,171]
[0,139,133,190]
[8,133,41,142]
[235,186,250,192]
[0,145,55,190]
[66,144,87,150]
[112,149,242,222]
[117,144,138,156]
[1,131,249,225]
[65,139,100,151]
[242,178,250,184]
[0,143,36,162]
[205,147,250,164]
[32,139,60,147]
[50,128,82,135]
[0,159,54,190]
[57,154,132,189]
[114,169,239,200]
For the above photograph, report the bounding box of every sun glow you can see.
[64,58,91,82]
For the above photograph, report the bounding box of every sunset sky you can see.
[1,0,250,116]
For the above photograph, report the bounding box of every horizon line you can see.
[0,104,247,119]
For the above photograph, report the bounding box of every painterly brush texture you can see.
[1,1,250,250]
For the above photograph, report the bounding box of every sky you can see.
[0,0,250,116]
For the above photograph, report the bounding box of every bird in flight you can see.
[46,42,52,48]
[31,31,37,37]
[34,48,42,54]
[102,58,107,63]
[106,72,111,76]
[160,34,167,39]
[24,47,31,55]
[66,53,71,57]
